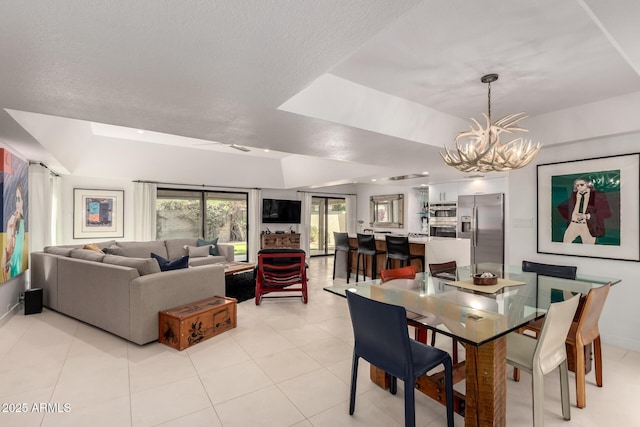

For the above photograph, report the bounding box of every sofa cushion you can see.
[165,238,198,259]
[102,244,125,256]
[70,248,106,262]
[189,255,227,267]
[151,253,190,271]
[44,246,74,257]
[103,255,161,276]
[197,238,220,256]
[185,245,210,258]
[117,241,168,259]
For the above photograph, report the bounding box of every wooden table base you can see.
[369,336,507,427]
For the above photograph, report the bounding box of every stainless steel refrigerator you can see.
[457,193,504,264]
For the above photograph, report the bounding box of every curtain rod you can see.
[133,180,260,191]
[29,161,60,177]
[296,190,357,196]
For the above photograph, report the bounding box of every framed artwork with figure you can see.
[73,189,124,239]
[537,153,639,261]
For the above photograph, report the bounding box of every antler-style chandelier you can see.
[441,74,541,172]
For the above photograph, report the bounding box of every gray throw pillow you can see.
[185,245,211,258]
[197,238,219,256]
[102,244,125,256]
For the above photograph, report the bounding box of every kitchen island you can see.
[334,234,470,280]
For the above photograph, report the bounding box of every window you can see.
[156,189,249,261]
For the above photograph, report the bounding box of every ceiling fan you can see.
[192,142,250,152]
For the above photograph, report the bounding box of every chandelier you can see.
[441,74,541,172]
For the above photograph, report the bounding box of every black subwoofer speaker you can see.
[24,288,43,315]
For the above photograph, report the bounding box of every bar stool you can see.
[355,233,385,282]
[332,232,356,283]
[384,235,424,271]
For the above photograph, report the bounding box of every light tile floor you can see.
[0,257,638,426]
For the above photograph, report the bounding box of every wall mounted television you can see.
[262,199,302,224]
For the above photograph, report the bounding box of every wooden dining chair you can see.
[513,259,578,380]
[380,266,425,347]
[514,284,611,408]
[428,261,457,276]
[345,290,454,427]
[427,261,459,363]
[507,294,580,427]
[380,265,416,282]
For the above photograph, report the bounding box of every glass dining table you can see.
[323,263,620,427]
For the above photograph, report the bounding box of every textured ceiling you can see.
[1,0,639,188]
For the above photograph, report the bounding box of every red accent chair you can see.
[255,249,308,305]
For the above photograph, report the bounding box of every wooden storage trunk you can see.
[159,295,237,350]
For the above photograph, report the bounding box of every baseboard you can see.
[0,302,21,328]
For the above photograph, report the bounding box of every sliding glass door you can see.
[156,189,248,261]
[309,196,346,257]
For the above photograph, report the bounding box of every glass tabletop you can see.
[324,263,620,346]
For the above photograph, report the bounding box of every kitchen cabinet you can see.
[458,177,506,196]
[428,183,459,203]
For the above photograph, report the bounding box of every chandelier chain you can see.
[487,81,491,123]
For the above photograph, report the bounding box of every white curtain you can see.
[133,182,157,241]
[28,164,60,252]
[247,189,261,262]
[51,174,61,245]
[299,192,313,256]
[345,194,357,235]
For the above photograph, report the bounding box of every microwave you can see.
[430,224,457,238]
[429,203,457,218]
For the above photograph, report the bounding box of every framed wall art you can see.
[1,149,29,283]
[73,189,124,239]
[537,153,639,261]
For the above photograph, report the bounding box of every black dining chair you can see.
[345,290,454,427]
[332,232,356,283]
[355,233,385,281]
[521,260,577,280]
[384,235,424,271]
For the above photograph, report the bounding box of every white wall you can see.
[509,133,640,351]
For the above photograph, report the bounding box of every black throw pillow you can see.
[151,253,189,271]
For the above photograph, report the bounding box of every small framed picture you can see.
[537,153,639,261]
[73,189,124,239]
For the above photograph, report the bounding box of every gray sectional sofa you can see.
[30,238,235,345]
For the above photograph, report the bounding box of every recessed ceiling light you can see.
[371,179,377,182]
[264,149,270,152]
[137,130,144,134]
[422,171,429,175]
[420,183,427,187]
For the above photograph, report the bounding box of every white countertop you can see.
[348,234,466,244]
